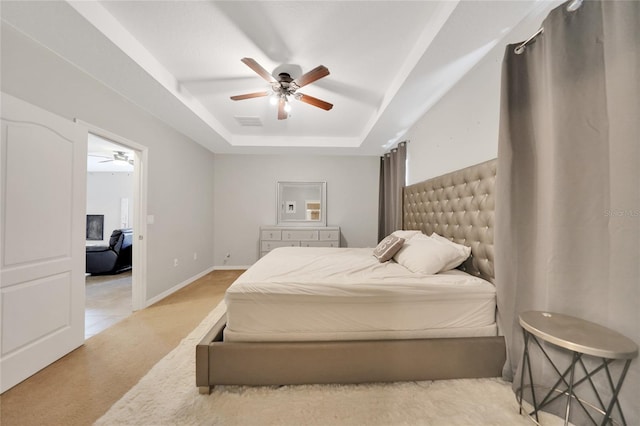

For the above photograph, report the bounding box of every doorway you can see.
[83,125,148,339]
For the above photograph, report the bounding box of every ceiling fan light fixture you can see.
[113,151,129,162]
[231,58,333,120]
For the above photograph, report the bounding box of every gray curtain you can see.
[378,141,407,242]
[495,0,639,424]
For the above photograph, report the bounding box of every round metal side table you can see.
[518,311,638,426]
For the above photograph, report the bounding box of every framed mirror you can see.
[277,181,327,226]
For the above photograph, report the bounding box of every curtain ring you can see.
[514,27,544,55]
[566,0,583,12]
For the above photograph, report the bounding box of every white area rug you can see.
[96,302,564,425]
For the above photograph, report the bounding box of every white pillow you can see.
[393,234,470,274]
[391,230,423,240]
[430,233,471,271]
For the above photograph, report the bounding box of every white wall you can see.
[86,172,134,245]
[1,2,557,299]
[1,22,378,296]
[404,49,501,184]
[213,154,379,267]
[1,24,216,301]
[404,3,561,184]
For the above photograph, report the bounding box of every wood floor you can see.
[85,270,133,339]
[0,269,243,426]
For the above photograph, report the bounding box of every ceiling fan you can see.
[230,57,333,120]
[89,151,134,165]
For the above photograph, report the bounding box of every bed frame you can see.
[196,159,503,394]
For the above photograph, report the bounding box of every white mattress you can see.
[224,247,497,342]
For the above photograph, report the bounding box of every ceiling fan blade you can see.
[278,97,288,120]
[241,58,275,83]
[297,93,333,111]
[293,65,330,88]
[99,159,114,163]
[230,91,270,101]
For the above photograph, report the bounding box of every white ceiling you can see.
[1,1,557,156]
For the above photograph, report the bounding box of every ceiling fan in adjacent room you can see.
[230,57,333,120]
[89,151,134,165]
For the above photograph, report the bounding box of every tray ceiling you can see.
[1,1,560,155]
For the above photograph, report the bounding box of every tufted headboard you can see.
[403,159,497,284]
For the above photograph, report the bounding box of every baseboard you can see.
[144,266,215,308]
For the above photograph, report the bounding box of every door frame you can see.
[77,120,148,311]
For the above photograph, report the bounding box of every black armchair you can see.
[86,228,133,275]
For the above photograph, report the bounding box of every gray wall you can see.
[1,1,558,296]
[213,154,379,267]
[404,3,560,184]
[1,24,216,301]
[86,172,134,245]
[1,21,379,292]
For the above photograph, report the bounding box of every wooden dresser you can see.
[259,226,340,258]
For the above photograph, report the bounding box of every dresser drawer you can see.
[282,230,319,241]
[261,241,300,252]
[260,229,282,241]
[259,226,340,258]
[302,241,339,248]
[319,230,339,241]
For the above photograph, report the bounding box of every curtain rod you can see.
[382,140,408,156]
[514,0,583,55]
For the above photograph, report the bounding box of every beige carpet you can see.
[97,302,566,426]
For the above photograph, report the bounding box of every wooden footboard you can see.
[196,320,506,394]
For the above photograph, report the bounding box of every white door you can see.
[0,93,87,392]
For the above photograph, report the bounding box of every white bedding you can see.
[224,247,497,342]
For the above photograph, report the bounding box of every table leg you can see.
[601,359,632,426]
[564,351,580,426]
[520,329,539,422]
[519,329,528,414]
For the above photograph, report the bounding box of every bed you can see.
[197,159,504,394]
